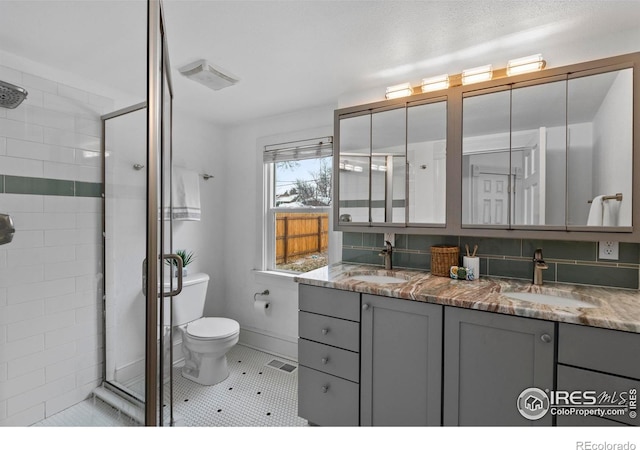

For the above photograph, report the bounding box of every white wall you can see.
[172,109,227,317]
[221,104,335,359]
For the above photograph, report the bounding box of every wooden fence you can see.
[276,212,329,264]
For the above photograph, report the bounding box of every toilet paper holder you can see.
[254,290,269,301]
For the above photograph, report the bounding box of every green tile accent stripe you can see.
[339,199,406,208]
[0,175,102,198]
[339,200,369,208]
[344,232,640,289]
[74,181,102,198]
[5,175,74,196]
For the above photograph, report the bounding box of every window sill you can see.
[252,269,299,286]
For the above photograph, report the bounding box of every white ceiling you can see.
[1,0,640,125]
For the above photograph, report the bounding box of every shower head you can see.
[0,80,28,109]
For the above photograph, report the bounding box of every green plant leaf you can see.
[165,249,195,267]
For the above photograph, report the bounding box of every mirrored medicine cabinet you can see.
[337,98,447,227]
[334,52,640,242]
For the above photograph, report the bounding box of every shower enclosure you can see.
[100,0,180,426]
[0,0,178,427]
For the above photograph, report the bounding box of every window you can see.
[263,137,333,273]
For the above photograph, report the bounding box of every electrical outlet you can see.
[384,232,395,247]
[598,241,619,260]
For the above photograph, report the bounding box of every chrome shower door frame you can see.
[146,0,176,426]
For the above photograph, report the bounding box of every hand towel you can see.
[603,199,619,226]
[586,195,604,226]
[172,167,201,221]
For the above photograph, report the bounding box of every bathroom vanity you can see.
[295,264,640,427]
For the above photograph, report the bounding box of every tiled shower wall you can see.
[0,64,112,426]
[343,233,640,290]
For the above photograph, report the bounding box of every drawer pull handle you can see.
[540,333,552,343]
[362,303,370,310]
[321,357,329,365]
[321,385,329,394]
[321,328,329,335]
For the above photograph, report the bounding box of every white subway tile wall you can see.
[0,64,112,426]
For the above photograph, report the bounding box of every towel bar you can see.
[587,193,622,203]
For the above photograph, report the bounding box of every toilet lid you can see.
[186,317,239,340]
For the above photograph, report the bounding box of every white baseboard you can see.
[239,326,298,362]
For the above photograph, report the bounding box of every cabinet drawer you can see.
[298,366,359,426]
[299,311,359,352]
[557,365,639,426]
[299,338,359,382]
[299,284,360,322]
[558,323,640,379]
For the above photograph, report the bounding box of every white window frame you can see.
[256,130,337,275]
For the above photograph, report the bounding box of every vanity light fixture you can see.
[341,162,363,172]
[421,74,450,93]
[385,82,413,99]
[461,64,493,85]
[507,54,546,76]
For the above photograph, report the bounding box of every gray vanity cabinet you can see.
[556,323,640,426]
[443,307,555,426]
[360,294,443,426]
[297,284,360,426]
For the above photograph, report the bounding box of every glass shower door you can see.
[104,104,148,404]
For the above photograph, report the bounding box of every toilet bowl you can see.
[165,273,240,386]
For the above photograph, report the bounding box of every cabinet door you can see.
[443,307,555,426]
[338,113,370,223]
[462,89,511,227]
[360,295,443,426]
[407,100,447,226]
[567,67,633,228]
[371,107,406,225]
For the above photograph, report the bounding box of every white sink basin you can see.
[504,292,596,308]
[350,274,408,284]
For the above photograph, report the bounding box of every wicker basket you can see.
[430,245,460,277]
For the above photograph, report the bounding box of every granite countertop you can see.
[294,263,640,333]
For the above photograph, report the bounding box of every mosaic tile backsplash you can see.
[342,233,640,290]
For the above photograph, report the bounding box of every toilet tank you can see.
[163,272,210,326]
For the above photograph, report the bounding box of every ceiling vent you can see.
[178,59,239,91]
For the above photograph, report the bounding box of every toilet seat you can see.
[186,317,239,340]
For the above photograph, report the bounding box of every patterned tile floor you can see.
[34,345,307,427]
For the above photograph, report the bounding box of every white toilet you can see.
[167,272,240,386]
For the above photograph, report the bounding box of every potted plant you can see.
[166,249,195,277]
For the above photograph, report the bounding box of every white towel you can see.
[586,195,604,226]
[172,167,201,221]
[603,199,619,227]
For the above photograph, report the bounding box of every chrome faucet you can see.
[379,240,394,270]
[532,248,548,285]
